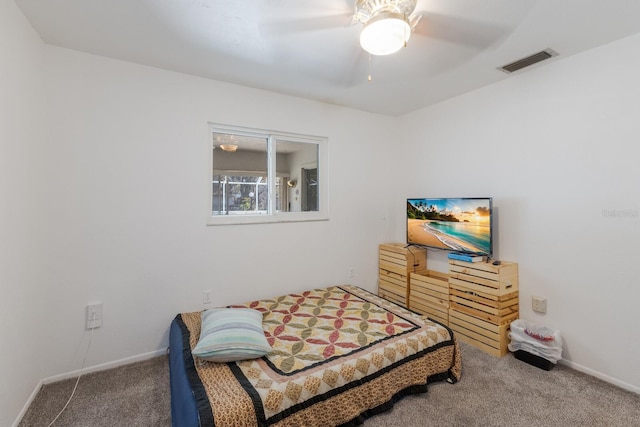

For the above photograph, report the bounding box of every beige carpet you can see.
[19,341,640,426]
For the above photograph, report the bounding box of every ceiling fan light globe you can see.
[360,13,411,56]
[219,144,238,152]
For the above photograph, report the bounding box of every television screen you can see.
[407,197,493,256]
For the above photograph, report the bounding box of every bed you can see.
[169,285,461,427]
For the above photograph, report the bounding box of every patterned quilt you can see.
[176,285,461,426]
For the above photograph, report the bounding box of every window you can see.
[208,124,328,225]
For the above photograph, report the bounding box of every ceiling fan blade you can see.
[260,13,354,36]
[414,12,513,49]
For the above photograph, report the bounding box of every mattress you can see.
[169,285,461,426]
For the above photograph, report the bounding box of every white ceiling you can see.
[15,0,640,116]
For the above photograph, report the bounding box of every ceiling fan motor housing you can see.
[354,0,419,24]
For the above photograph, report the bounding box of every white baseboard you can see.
[559,359,640,395]
[13,348,167,427]
[42,348,167,385]
[12,379,44,427]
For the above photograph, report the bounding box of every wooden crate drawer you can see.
[378,243,426,308]
[378,278,406,301]
[378,268,407,287]
[410,298,449,325]
[448,260,518,296]
[379,243,427,273]
[409,270,450,324]
[447,259,519,357]
[378,285,406,307]
[410,291,448,311]
[410,270,449,302]
[449,284,519,326]
[449,308,511,357]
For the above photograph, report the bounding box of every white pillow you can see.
[192,308,272,363]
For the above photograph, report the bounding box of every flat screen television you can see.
[407,197,493,256]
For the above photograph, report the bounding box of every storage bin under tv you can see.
[409,270,450,325]
[448,259,519,357]
[378,243,426,307]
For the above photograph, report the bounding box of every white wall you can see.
[38,46,397,380]
[397,34,640,392]
[0,0,47,425]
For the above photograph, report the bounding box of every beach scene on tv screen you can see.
[407,198,492,255]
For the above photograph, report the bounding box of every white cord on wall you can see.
[47,326,95,427]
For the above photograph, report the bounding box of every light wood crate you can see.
[409,270,450,325]
[448,259,518,296]
[449,286,519,325]
[448,260,519,356]
[449,309,511,357]
[378,243,426,307]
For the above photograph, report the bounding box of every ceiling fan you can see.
[262,0,511,56]
[259,0,516,85]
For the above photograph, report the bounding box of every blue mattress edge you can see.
[169,316,200,427]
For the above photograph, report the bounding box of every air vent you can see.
[499,49,558,73]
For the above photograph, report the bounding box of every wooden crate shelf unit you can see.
[378,243,426,307]
[409,270,450,325]
[447,260,519,357]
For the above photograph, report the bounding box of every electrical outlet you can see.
[532,296,547,314]
[203,290,213,305]
[86,302,103,329]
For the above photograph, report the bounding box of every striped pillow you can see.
[192,308,271,363]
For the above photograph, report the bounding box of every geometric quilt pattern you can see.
[232,285,420,375]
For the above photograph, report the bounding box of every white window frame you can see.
[207,123,329,226]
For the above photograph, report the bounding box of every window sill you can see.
[206,212,329,226]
